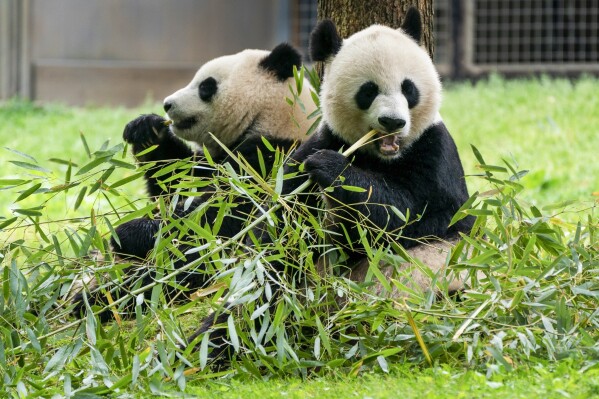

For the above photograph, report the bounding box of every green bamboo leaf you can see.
[315,315,331,355]
[274,163,285,195]
[43,346,70,375]
[306,116,321,137]
[4,147,37,162]
[476,164,507,173]
[115,204,156,225]
[256,147,267,177]
[202,145,214,166]
[555,296,572,333]
[0,217,18,230]
[389,205,407,222]
[470,144,486,165]
[463,209,494,217]
[260,135,275,152]
[26,327,41,353]
[131,355,140,385]
[228,315,239,352]
[314,336,321,359]
[309,89,320,108]
[487,345,513,371]
[48,158,78,167]
[13,207,44,217]
[110,374,133,392]
[376,355,389,373]
[9,161,50,173]
[133,144,159,157]
[199,332,209,370]
[151,161,187,178]
[109,171,145,189]
[80,132,91,158]
[0,179,28,186]
[30,215,50,243]
[449,191,479,227]
[65,161,72,185]
[109,158,137,170]
[2,267,9,300]
[76,156,110,175]
[341,185,366,193]
[89,166,115,195]
[15,182,42,202]
[250,303,269,320]
[74,186,87,210]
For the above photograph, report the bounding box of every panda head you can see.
[310,8,442,160]
[163,44,313,156]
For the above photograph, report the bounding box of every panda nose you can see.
[378,116,406,132]
[163,101,173,113]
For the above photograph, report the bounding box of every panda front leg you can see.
[112,114,202,266]
[123,113,197,198]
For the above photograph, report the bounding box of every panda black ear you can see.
[401,7,422,43]
[259,43,302,81]
[310,19,342,62]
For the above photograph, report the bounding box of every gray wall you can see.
[2,0,290,106]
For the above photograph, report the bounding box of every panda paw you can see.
[111,218,161,260]
[123,114,170,150]
[304,149,348,187]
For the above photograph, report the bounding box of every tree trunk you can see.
[317,0,434,57]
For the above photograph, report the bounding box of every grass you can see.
[185,362,599,399]
[0,76,598,398]
[443,75,599,206]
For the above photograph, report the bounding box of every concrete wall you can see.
[2,0,290,106]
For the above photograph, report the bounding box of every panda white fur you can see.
[72,44,316,321]
[187,8,475,361]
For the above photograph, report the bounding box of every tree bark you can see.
[317,0,434,58]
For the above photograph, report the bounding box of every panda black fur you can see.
[187,8,475,361]
[72,44,316,321]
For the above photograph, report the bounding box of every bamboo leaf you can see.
[74,186,87,210]
[76,156,110,175]
[109,171,145,189]
[228,315,239,352]
[4,147,37,162]
[9,161,50,173]
[13,207,44,217]
[80,132,91,158]
[405,306,432,366]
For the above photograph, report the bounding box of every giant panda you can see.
[295,8,476,295]
[72,43,316,321]
[187,8,475,362]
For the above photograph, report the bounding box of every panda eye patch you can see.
[199,77,218,102]
[355,81,379,110]
[401,79,420,109]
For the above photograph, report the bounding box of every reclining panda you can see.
[188,8,475,359]
[72,44,316,321]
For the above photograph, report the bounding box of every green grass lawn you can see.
[443,75,599,206]
[185,362,599,399]
[1,77,598,398]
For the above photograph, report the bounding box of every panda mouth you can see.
[173,117,197,131]
[375,132,401,156]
